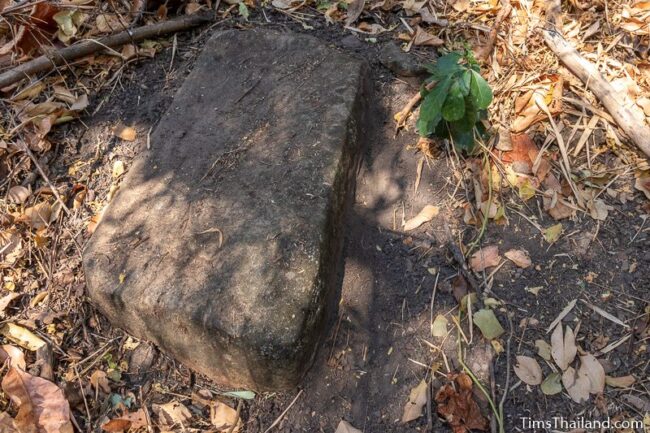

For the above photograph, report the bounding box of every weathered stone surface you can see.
[83,29,368,390]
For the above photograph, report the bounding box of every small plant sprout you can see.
[417,48,493,151]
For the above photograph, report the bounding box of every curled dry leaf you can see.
[435,373,488,433]
[412,26,444,46]
[605,375,635,388]
[0,323,46,351]
[7,186,30,204]
[0,293,22,317]
[513,355,543,385]
[504,249,532,268]
[335,420,363,433]
[90,370,110,394]
[550,324,577,371]
[469,245,500,272]
[561,366,590,403]
[403,205,439,231]
[2,365,74,433]
[0,344,26,370]
[0,229,22,267]
[578,354,605,394]
[210,401,241,431]
[402,379,428,423]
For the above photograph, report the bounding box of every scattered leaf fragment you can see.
[578,354,605,394]
[114,124,136,141]
[402,379,428,423]
[504,249,532,268]
[403,205,439,231]
[535,339,552,361]
[153,401,192,428]
[431,314,449,337]
[543,223,563,243]
[605,375,635,388]
[335,420,363,433]
[435,373,488,432]
[7,186,30,204]
[473,308,505,340]
[210,401,240,431]
[561,366,590,403]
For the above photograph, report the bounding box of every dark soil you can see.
[48,10,649,433]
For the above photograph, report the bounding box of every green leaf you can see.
[473,308,505,340]
[442,95,465,121]
[459,70,472,96]
[541,372,563,395]
[469,70,493,110]
[420,77,452,120]
[220,390,256,400]
[238,2,250,19]
[426,52,462,79]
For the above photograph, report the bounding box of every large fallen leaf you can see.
[550,324,576,371]
[2,366,74,433]
[605,375,635,388]
[469,245,500,272]
[153,401,192,428]
[402,379,428,423]
[435,373,488,433]
[335,420,363,433]
[210,401,241,431]
[0,323,46,351]
[578,354,605,394]
[504,249,531,268]
[473,309,505,340]
[513,356,543,385]
[403,205,439,231]
[561,366,590,403]
[540,372,562,395]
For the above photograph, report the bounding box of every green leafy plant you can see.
[417,49,493,151]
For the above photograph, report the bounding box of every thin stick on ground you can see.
[263,389,304,433]
[394,81,436,133]
[0,13,214,89]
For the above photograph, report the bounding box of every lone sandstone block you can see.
[83,29,367,390]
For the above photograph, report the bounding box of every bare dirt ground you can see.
[0,1,649,433]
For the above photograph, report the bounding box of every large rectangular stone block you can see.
[83,29,368,390]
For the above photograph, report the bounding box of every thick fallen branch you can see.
[542,29,650,158]
[0,13,213,89]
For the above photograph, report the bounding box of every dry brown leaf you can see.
[635,171,650,199]
[561,366,590,403]
[335,420,363,433]
[403,205,439,231]
[210,401,240,431]
[435,373,488,432]
[345,0,365,26]
[578,354,605,394]
[0,345,26,370]
[550,324,577,371]
[513,356,543,385]
[504,249,531,268]
[2,366,74,433]
[0,293,22,317]
[7,186,30,205]
[469,245,500,272]
[101,409,148,432]
[402,379,428,423]
[90,370,110,394]
[535,340,552,361]
[19,201,52,229]
[114,124,136,141]
[412,26,444,46]
[153,401,192,427]
[605,375,636,388]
